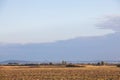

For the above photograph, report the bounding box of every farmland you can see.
[0,66,120,80]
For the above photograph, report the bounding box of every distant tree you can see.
[49,62,53,65]
[101,61,105,65]
[24,63,39,66]
[97,61,105,66]
[97,62,101,66]
[117,64,120,67]
[61,60,67,65]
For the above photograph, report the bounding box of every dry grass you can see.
[0,65,120,80]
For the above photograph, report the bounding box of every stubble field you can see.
[0,66,120,80]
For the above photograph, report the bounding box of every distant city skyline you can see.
[0,0,120,43]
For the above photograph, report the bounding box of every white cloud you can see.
[97,15,120,32]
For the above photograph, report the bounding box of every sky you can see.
[0,0,120,44]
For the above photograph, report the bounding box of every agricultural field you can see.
[0,65,120,80]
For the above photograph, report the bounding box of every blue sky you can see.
[0,0,120,43]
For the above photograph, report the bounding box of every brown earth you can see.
[0,65,120,80]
